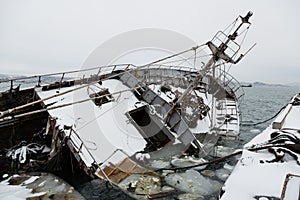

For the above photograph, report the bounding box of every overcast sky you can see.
[0,0,299,84]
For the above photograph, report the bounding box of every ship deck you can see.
[36,79,147,169]
[221,94,300,200]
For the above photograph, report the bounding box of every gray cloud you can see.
[0,0,299,83]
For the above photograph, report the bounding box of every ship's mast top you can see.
[203,11,253,72]
[164,11,255,122]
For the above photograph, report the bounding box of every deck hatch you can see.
[127,105,174,151]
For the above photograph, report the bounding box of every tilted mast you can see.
[165,11,255,122]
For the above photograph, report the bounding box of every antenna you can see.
[203,11,255,68]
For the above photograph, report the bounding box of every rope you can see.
[155,150,242,172]
[242,104,287,126]
[0,64,129,83]
[0,74,189,122]
[0,45,206,118]
[223,17,239,34]
[174,45,208,67]
[0,85,145,121]
[156,54,211,66]
[138,44,205,68]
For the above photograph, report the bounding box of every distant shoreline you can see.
[240,81,300,88]
[1,74,300,88]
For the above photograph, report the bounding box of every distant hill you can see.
[252,81,287,87]
[0,73,25,80]
[0,74,63,86]
[286,82,300,87]
[240,81,288,87]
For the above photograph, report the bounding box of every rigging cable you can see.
[0,74,190,122]
[155,149,243,172]
[0,45,207,118]
[175,44,208,67]
[223,16,239,34]
[155,53,211,67]
[241,104,288,126]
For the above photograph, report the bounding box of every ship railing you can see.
[66,127,119,181]
[0,64,135,92]
[131,64,209,90]
[208,66,245,104]
[66,127,99,172]
[66,126,151,184]
[100,149,130,166]
[95,148,154,185]
[133,65,244,104]
[0,63,204,93]
[0,62,241,102]
[95,148,130,184]
[207,66,242,136]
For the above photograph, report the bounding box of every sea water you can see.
[239,85,300,147]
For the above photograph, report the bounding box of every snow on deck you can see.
[221,94,300,200]
[36,79,146,167]
[282,105,300,130]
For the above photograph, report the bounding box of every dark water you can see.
[77,179,134,200]
[239,85,300,147]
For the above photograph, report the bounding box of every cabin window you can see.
[89,88,113,106]
[129,106,151,127]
